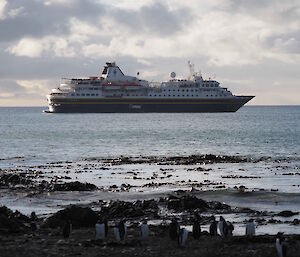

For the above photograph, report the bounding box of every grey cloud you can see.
[111,2,193,36]
[0,79,26,99]
[263,31,300,54]
[229,0,300,21]
[0,0,106,42]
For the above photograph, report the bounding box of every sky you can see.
[0,0,299,106]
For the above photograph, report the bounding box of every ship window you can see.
[81,94,85,96]
[71,94,75,96]
[76,94,80,96]
[191,95,193,97]
[182,90,185,92]
[86,94,90,96]
[96,94,99,96]
[187,89,189,92]
[91,94,95,96]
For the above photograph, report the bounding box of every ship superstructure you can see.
[46,62,254,113]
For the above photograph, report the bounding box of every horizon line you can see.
[0,105,299,108]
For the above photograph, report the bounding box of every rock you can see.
[277,210,298,217]
[0,206,30,234]
[166,195,209,211]
[44,205,99,228]
[50,181,98,191]
[292,219,300,225]
[0,173,32,187]
[208,201,231,211]
[100,199,158,218]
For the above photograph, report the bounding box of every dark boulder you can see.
[167,195,209,211]
[208,201,231,211]
[50,181,98,191]
[100,199,158,218]
[0,206,30,234]
[44,205,98,228]
[0,173,32,187]
[277,210,298,217]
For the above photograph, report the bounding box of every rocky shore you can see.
[1,154,299,256]
[1,191,300,256]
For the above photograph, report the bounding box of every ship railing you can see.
[148,82,162,88]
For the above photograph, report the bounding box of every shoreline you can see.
[1,193,300,257]
[1,154,299,239]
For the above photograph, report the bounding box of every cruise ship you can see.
[46,62,254,113]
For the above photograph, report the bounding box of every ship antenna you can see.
[188,61,195,80]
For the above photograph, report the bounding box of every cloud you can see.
[8,37,45,57]
[0,0,300,105]
[8,36,76,57]
[0,0,7,20]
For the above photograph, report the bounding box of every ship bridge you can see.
[101,62,138,83]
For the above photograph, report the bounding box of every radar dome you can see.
[170,72,176,78]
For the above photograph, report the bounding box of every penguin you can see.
[30,211,38,231]
[218,216,228,238]
[30,211,37,221]
[245,219,255,237]
[95,219,108,240]
[169,218,180,240]
[140,220,149,240]
[226,221,234,237]
[276,232,287,257]
[114,220,127,242]
[209,216,218,236]
[178,228,188,247]
[30,221,37,231]
[192,213,201,239]
[62,220,72,238]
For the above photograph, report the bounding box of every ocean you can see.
[0,106,299,235]
[1,106,299,163]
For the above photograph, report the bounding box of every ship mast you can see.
[188,61,202,81]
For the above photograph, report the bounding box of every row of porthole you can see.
[149,95,224,97]
[71,93,99,96]
[70,94,226,97]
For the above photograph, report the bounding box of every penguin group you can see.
[58,215,288,254]
[113,219,127,242]
[94,218,149,242]
[169,218,188,247]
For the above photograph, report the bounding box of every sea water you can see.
[0,106,299,234]
[0,106,299,163]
